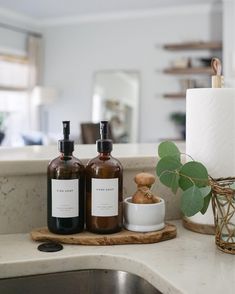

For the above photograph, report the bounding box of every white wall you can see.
[42,4,222,142]
[0,9,41,55]
[222,0,235,86]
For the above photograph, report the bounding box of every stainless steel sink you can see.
[0,269,162,294]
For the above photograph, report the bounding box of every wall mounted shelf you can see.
[163,92,186,99]
[161,40,222,100]
[163,67,213,75]
[0,85,27,92]
[163,41,222,51]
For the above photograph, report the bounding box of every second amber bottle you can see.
[86,121,123,234]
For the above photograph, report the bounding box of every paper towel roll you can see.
[186,88,235,178]
[186,88,235,225]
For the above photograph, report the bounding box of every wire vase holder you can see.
[211,177,235,254]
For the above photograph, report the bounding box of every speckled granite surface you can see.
[0,143,182,234]
[0,221,234,294]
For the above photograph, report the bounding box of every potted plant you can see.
[156,141,211,217]
[156,141,235,254]
[170,112,186,140]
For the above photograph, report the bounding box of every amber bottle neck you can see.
[99,152,111,158]
[60,152,73,158]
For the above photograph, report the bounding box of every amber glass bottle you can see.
[47,121,84,234]
[86,121,123,234]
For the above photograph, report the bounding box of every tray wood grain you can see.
[31,223,176,246]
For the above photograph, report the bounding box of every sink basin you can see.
[0,269,162,294]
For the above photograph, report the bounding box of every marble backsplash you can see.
[0,168,181,234]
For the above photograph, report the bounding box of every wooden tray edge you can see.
[30,223,177,246]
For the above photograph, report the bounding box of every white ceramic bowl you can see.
[123,197,165,232]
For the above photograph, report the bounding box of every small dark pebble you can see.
[37,242,63,252]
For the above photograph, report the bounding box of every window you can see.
[0,54,30,146]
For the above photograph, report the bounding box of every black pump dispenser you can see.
[86,120,123,234]
[97,121,113,153]
[48,120,85,234]
[59,121,74,154]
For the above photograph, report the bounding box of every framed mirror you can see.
[92,70,140,143]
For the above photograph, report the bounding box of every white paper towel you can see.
[186,88,235,178]
[186,88,235,225]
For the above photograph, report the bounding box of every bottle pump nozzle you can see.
[63,121,70,140]
[100,121,108,140]
[59,121,74,154]
[97,121,112,153]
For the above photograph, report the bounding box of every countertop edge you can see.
[0,142,186,176]
[1,254,183,294]
[0,220,230,294]
[1,221,231,294]
[0,156,157,176]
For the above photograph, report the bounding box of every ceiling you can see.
[0,0,220,20]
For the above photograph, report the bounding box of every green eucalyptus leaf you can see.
[199,186,211,198]
[156,156,182,193]
[171,173,180,194]
[180,185,204,217]
[158,141,181,160]
[179,161,209,190]
[200,192,212,215]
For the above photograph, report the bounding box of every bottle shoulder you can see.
[86,155,123,179]
[48,155,84,171]
[86,155,123,168]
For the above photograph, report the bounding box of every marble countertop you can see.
[0,221,234,294]
[0,143,185,176]
[0,143,158,175]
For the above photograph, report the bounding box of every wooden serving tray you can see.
[30,223,176,246]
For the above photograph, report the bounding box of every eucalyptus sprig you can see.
[156,141,212,217]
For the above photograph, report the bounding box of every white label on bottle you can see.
[52,179,79,218]
[92,178,118,217]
